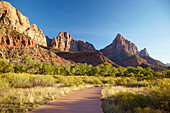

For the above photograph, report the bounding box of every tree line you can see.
[0,57,170,77]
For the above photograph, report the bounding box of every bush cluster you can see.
[102,78,170,113]
[0,73,55,88]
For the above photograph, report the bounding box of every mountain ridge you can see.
[0,1,167,68]
[100,34,167,67]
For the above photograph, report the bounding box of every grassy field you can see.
[0,73,169,113]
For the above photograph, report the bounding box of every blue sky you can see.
[6,0,170,63]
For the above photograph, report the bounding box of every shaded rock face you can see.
[0,1,47,46]
[121,55,147,67]
[57,51,119,67]
[46,36,52,47]
[139,48,149,57]
[141,55,167,67]
[50,32,96,52]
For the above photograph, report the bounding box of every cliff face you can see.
[100,34,140,66]
[0,23,71,65]
[0,22,37,48]
[50,32,96,52]
[100,34,138,56]
[46,36,52,47]
[0,1,47,46]
[57,51,119,67]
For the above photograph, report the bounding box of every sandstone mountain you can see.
[0,22,71,65]
[101,34,138,56]
[100,34,166,67]
[0,1,167,68]
[0,1,47,46]
[0,22,37,48]
[56,51,119,67]
[48,32,95,52]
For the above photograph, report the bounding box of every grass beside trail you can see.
[0,73,169,113]
[101,78,170,113]
[0,73,96,112]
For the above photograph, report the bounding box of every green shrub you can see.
[148,78,170,112]
[115,92,149,112]
[31,75,55,87]
[105,78,115,85]
[56,76,84,86]
[83,77,102,84]
[135,107,163,113]
[127,78,149,87]
[114,77,127,85]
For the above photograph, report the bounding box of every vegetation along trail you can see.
[27,87,103,113]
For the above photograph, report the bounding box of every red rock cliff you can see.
[50,32,96,52]
[0,1,47,46]
[100,33,138,56]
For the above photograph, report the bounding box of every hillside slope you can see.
[0,22,71,65]
[56,51,119,67]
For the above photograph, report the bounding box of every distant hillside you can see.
[56,51,119,67]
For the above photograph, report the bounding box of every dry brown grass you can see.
[101,86,146,99]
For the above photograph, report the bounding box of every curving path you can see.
[27,87,103,113]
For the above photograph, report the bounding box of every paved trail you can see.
[27,87,103,113]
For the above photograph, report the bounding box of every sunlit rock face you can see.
[51,32,96,52]
[0,1,47,46]
[139,48,149,57]
[0,33,37,48]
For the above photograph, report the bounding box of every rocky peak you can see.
[0,1,47,46]
[114,33,123,41]
[100,33,138,56]
[50,32,96,52]
[139,48,149,57]
[51,32,72,51]
[113,34,138,55]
